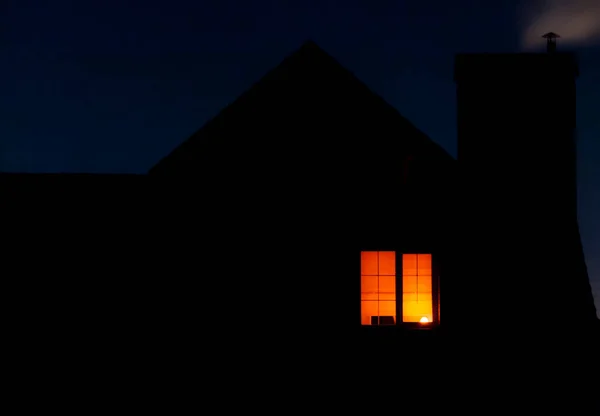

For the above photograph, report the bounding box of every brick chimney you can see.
[452,45,597,332]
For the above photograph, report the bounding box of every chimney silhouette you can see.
[543,32,560,53]
[453,51,597,333]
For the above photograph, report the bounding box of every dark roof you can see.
[0,173,148,201]
[0,172,146,184]
[149,40,454,174]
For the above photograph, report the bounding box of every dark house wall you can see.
[454,53,597,332]
[148,42,457,337]
[2,173,156,331]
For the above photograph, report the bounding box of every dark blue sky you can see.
[2,0,599,313]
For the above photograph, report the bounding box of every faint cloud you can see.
[518,0,600,50]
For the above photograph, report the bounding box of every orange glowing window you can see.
[402,254,433,323]
[361,251,396,325]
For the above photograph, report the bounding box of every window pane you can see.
[378,275,396,300]
[417,254,432,275]
[403,254,417,276]
[403,275,417,293]
[403,299,421,322]
[417,275,432,293]
[378,301,396,324]
[403,293,418,303]
[403,298,432,323]
[361,251,378,275]
[361,300,378,325]
[361,275,378,300]
[378,251,395,276]
[414,299,432,316]
[360,251,397,325]
[402,253,433,323]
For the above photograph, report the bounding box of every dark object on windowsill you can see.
[371,316,396,325]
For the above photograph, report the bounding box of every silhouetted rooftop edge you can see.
[0,172,148,186]
[0,173,145,177]
[454,52,579,81]
[149,40,454,174]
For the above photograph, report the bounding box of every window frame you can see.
[360,250,440,327]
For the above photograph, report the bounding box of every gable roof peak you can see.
[291,39,332,61]
[300,39,320,49]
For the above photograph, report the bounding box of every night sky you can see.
[2,0,599,314]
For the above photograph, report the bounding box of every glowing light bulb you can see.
[419,317,429,323]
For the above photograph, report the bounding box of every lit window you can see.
[402,254,433,323]
[361,251,396,325]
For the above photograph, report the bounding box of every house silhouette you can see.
[148,40,457,336]
[2,42,599,406]
[147,41,598,333]
[3,40,597,330]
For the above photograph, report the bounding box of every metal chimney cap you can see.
[542,32,560,39]
[543,32,560,53]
